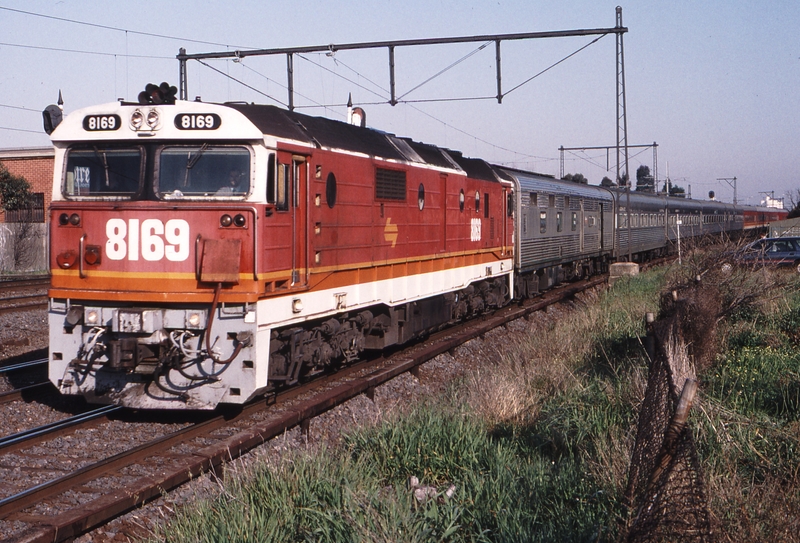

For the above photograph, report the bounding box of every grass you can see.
[148,254,800,542]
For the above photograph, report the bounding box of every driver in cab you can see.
[216,168,246,195]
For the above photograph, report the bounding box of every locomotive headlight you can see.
[146,108,160,128]
[292,298,303,313]
[59,213,70,226]
[188,312,202,327]
[85,309,100,325]
[220,214,233,227]
[234,214,246,227]
[130,109,144,129]
[69,213,81,226]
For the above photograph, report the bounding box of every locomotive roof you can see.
[225,102,508,182]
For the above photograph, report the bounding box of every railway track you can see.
[0,274,608,542]
[0,358,51,405]
[0,277,49,315]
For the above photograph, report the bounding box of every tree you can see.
[787,188,800,219]
[562,173,588,185]
[0,163,34,212]
[635,165,654,193]
[600,176,616,188]
[0,163,41,271]
[669,184,686,198]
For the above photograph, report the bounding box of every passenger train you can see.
[44,85,786,409]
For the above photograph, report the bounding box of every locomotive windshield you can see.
[157,145,251,199]
[63,145,143,198]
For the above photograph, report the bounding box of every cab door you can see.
[276,152,308,288]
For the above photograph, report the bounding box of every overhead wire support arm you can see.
[495,40,503,104]
[389,46,397,106]
[175,23,628,108]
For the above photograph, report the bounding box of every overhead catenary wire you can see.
[194,59,288,108]
[0,5,256,49]
[0,40,171,59]
[502,34,608,98]
[0,103,41,113]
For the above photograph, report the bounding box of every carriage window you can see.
[326,172,337,208]
[484,193,489,218]
[475,191,481,213]
[571,212,577,231]
[64,146,143,198]
[276,163,289,211]
[266,153,276,203]
[540,211,547,234]
[157,145,250,199]
[530,192,538,206]
[556,212,563,232]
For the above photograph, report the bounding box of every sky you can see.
[1,0,798,207]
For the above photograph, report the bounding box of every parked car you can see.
[721,237,800,273]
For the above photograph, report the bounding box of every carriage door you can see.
[292,156,308,287]
[579,199,585,252]
[599,203,605,249]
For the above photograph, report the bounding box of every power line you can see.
[0,5,255,49]
[0,103,41,113]
[0,125,44,134]
[296,54,388,102]
[503,34,608,97]
[0,41,170,59]
[397,41,491,101]
[195,59,288,108]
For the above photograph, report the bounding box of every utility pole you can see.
[615,6,631,261]
[717,177,737,205]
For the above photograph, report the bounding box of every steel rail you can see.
[0,358,48,373]
[0,277,49,291]
[0,405,122,454]
[0,382,51,405]
[0,302,48,315]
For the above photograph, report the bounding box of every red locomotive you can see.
[47,89,513,409]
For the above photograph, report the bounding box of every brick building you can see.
[0,147,55,224]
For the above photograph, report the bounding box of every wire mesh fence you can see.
[622,294,715,543]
